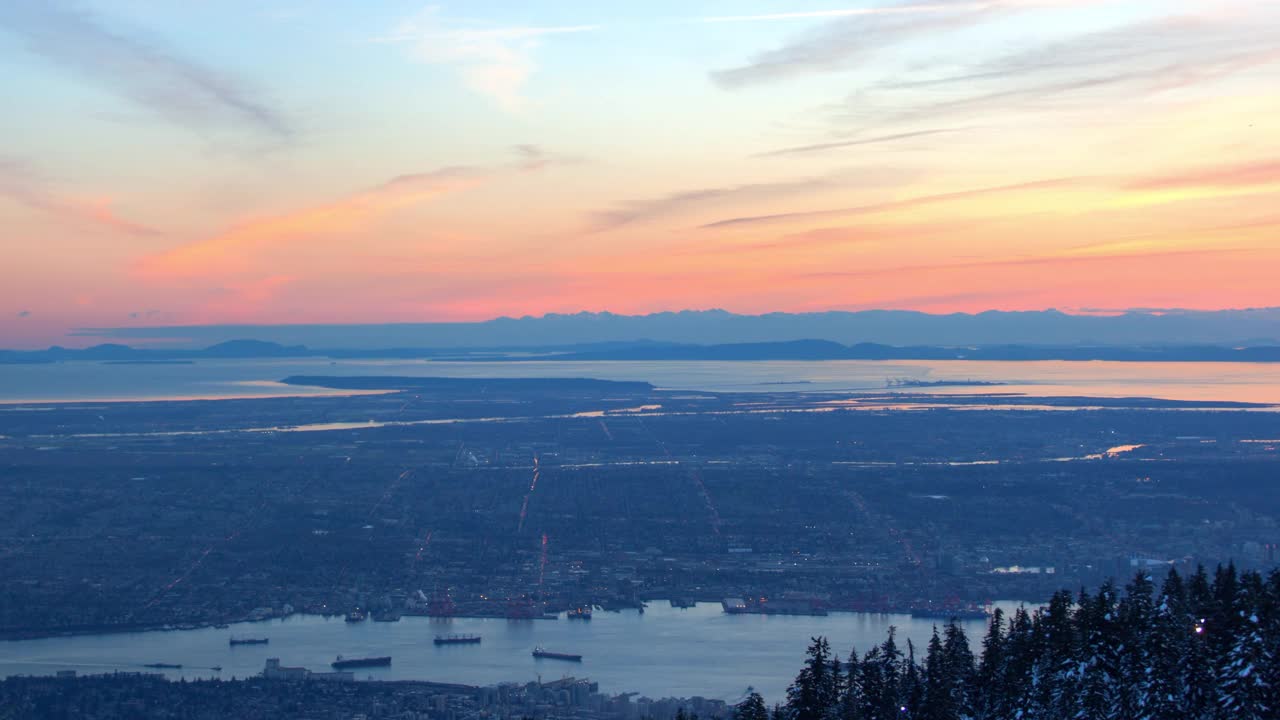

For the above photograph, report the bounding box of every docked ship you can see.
[532,646,582,662]
[434,634,482,645]
[331,655,391,669]
[344,610,366,623]
[229,637,269,646]
[505,597,540,619]
[567,606,592,620]
[909,607,990,621]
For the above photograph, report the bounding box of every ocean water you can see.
[0,602,1028,702]
[2,358,1279,405]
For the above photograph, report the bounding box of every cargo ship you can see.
[229,637,269,646]
[344,610,366,623]
[532,647,582,662]
[434,634,482,645]
[567,606,592,620]
[331,655,391,669]
[143,663,182,669]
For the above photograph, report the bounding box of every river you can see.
[0,602,1030,702]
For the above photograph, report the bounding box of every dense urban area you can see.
[0,668,726,720]
[1,377,1278,638]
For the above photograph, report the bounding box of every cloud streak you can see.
[0,0,290,138]
[701,177,1080,229]
[385,7,597,110]
[1128,159,1280,192]
[591,175,845,231]
[835,8,1280,129]
[707,0,1107,88]
[137,168,483,280]
[753,128,964,157]
[0,155,160,237]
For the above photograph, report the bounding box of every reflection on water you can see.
[0,602,1031,702]
[3,359,1280,405]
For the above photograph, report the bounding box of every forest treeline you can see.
[733,565,1278,720]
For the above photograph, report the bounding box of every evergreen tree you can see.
[737,692,771,720]
[1039,589,1079,720]
[1217,572,1272,720]
[1076,581,1124,720]
[1144,569,1190,720]
[840,646,865,720]
[1119,572,1156,719]
[779,568,1280,720]
[1001,607,1038,719]
[974,609,1005,720]
[920,629,954,720]
[941,621,975,717]
[878,628,904,720]
[789,637,836,720]
[902,639,924,719]
[1184,566,1217,718]
[861,647,887,720]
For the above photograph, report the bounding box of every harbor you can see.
[0,601,1025,702]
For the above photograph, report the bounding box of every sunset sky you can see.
[2,0,1279,347]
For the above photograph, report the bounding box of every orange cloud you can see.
[136,168,483,280]
[1129,159,1280,191]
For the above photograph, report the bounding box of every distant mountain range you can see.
[70,308,1280,349]
[5,337,1280,364]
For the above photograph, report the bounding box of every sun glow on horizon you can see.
[2,0,1279,347]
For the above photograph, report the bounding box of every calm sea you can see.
[2,358,1279,405]
[0,602,1028,702]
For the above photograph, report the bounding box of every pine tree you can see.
[1185,565,1217,718]
[1001,607,1038,719]
[1216,572,1272,720]
[974,609,1005,720]
[1263,571,1280,718]
[920,629,954,720]
[879,628,904,720]
[942,621,975,717]
[1075,581,1124,720]
[737,692,771,720]
[841,646,865,720]
[861,647,887,720]
[1036,589,1078,719]
[782,570,1280,720]
[1119,572,1156,719]
[789,637,836,720]
[1144,569,1191,720]
[902,639,924,719]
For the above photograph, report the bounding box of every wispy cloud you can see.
[753,128,964,158]
[1128,159,1280,192]
[702,177,1080,229]
[15,310,32,318]
[137,168,484,280]
[801,245,1256,280]
[0,155,160,236]
[510,144,583,171]
[591,175,847,231]
[384,7,598,110]
[838,8,1280,129]
[707,0,1089,88]
[0,1,290,139]
[699,3,992,24]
